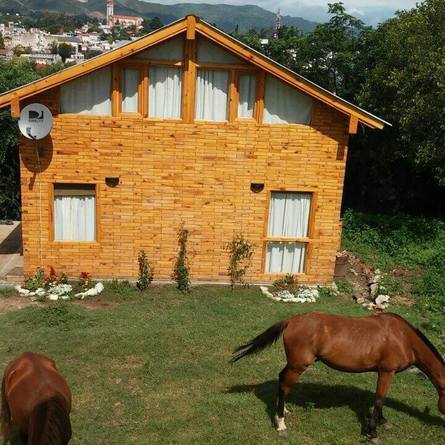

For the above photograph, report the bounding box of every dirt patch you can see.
[75,298,117,311]
[0,296,41,314]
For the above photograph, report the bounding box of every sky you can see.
[154,0,420,25]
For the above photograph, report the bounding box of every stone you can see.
[370,283,379,298]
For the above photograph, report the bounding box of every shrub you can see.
[226,235,254,289]
[335,279,354,295]
[412,270,445,315]
[173,223,190,293]
[271,274,300,293]
[136,250,154,291]
[106,279,136,300]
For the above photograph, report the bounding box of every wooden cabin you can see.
[0,16,387,284]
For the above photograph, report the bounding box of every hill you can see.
[0,0,318,33]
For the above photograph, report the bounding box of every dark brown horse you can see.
[1,352,72,445]
[232,312,445,441]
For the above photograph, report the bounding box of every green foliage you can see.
[173,223,190,293]
[136,249,154,291]
[57,42,73,63]
[226,235,254,289]
[335,279,354,295]
[23,268,46,291]
[342,209,445,269]
[271,274,300,293]
[16,302,86,328]
[0,33,4,49]
[105,279,136,300]
[317,286,338,298]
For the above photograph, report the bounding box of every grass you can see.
[0,284,444,444]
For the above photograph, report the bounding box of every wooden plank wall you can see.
[19,88,349,284]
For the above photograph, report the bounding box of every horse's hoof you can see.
[277,428,288,438]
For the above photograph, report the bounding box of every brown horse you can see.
[1,352,72,445]
[232,312,445,441]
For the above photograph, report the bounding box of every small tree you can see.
[58,43,73,63]
[226,235,254,289]
[0,34,5,50]
[173,223,190,292]
[136,249,154,291]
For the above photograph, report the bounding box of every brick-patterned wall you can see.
[20,88,349,283]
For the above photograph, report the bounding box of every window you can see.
[60,67,112,115]
[195,69,229,121]
[53,184,96,242]
[238,73,256,118]
[263,75,312,124]
[149,66,182,119]
[135,35,184,61]
[265,192,312,273]
[122,68,139,113]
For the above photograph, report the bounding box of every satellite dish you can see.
[18,103,53,140]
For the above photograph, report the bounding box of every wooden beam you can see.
[349,115,359,134]
[194,23,385,130]
[112,64,121,117]
[228,70,239,122]
[186,15,196,40]
[0,19,187,109]
[182,38,196,123]
[10,96,20,118]
[254,71,265,123]
[141,65,148,118]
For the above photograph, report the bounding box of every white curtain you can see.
[265,192,312,273]
[238,74,256,118]
[195,69,229,121]
[122,68,139,113]
[54,196,95,241]
[149,66,182,119]
[60,67,112,115]
[263,75,312,124]
[265,242,306,273]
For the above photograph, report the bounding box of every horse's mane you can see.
[386,313,445,366]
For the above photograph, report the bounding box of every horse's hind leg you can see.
[368,371,395,442]
[275,366,301,435]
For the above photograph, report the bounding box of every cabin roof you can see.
[0,16,389,129]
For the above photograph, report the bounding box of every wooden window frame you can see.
[49,182,100,245]
[235,69,258,122]
[262,189,317,275]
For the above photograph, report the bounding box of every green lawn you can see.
[0,285,444,444]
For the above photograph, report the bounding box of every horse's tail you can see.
[0,373,12,441]
[231,319,288,363]
[28,395,72,445]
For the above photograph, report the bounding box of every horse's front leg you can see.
[368,370,395,443]
[275,365,302,436]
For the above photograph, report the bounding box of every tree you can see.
[344,0,445,213]
[0,34,5,49]
[0,59,40,220]
[49,41,58,55]
[57,43,73,63]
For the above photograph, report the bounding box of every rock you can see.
[331,282,338,292]
[375,294,390,309]
[47,294,59,301]
[356,297,366,304]
[350,268,358,276]
[370,283,379,298]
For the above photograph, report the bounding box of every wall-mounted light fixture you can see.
[105,177,119,187]
[250,183,264,193]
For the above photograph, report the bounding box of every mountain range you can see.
[0,0,318,33]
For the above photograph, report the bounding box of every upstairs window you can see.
[149,65,182,119]
[265,192,312,273]
[53,184,96,242]
[122,67,140,113]
[60,67,112,115]
[195,69,229,121]
[238,73,256,118]
[263,76,312,124]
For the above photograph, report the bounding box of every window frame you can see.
[119,62,145,116]
[262,189,317,275]
[49,182,100,244]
